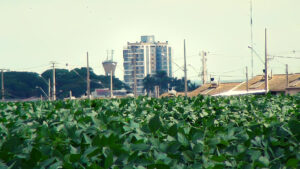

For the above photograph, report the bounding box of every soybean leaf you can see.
[149,115,162,133]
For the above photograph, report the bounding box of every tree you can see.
[142,71,170,95]
[143,75,155,95]
[154,71,170,92]
[41,68,130,99]
[3,72,46,99]
[142,71,199,95]
[2,68,129,99]
[188,82,198,91]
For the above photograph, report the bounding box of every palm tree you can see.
[143,75,155,96]
[154,71,170,94]
[188,81,198,91]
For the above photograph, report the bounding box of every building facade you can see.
[123,35,172,95]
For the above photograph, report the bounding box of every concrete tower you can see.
[102,50,117,76]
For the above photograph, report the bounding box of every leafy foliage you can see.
[1,68,129,99]
[41,68,130,98]
[2,72,47,99]
[0,94,299,168]
[143,71,198,95]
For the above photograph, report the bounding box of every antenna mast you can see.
[111,50,114,61]
[201,51,207,85]
[250,0,254,78]
[106,50,109,61]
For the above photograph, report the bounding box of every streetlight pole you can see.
[38,74,51,100]
[36,86,48,99]
[110,70,113,98]
[48,78,51,100]
[246,66,249,92]
[87,52,91,99]
[50,62,56,100]
[184,39,188,97]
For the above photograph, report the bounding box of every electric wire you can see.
[270,55,300,59]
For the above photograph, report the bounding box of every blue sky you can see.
[0,0,299,81]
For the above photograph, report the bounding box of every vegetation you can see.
[41,68,129,98]
[143,71,198,95]
[0,94,299,168]
[3,72,47,99]
[1,68,129,99]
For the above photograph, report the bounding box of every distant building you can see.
[91,88,127,98]
[123,35,172,95]
[160,73,300,97]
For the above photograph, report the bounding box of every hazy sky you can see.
[1,0,299,81]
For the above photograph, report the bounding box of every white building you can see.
[123,35,172,95]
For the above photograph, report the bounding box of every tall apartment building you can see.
[123,35,172,95]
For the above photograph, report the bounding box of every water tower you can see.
[102,50,117,76]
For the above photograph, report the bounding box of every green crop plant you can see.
[0,94,299,168]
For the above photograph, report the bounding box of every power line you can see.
[272,50,300,55]
[208,74,245,78]
[173,67,183,74]
[172,60,184,70]
[220,68,244,74]
[188,64,199,71]
[248,46,264,65]
[273,58,286,65]
[12,64,49,71]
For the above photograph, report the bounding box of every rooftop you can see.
[160,73,300,97]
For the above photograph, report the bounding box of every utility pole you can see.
[154,86,159,98]
[110,70,113,98]
[1,70,4,101]
[264,28,268,94]
[286,64,289,88]
[246,66,249,92]
[184,39,188,97]
[87,52,91,99]
[48,78,51,101]
[250,0,254,78]
[271,69,273,78]
[70,90,72,99]
[110,50,114,98]
[1,69,9,101]
[50,62,56,100]
[201,51,207,85]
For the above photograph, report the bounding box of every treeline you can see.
[143,71,198,95]
[1,68,129,99]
